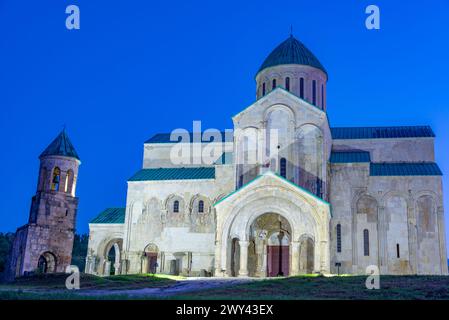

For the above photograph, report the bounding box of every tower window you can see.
[262,82,266,96]
[285,77,290,91]
[312,80,317,105]
[321,84,324,110]
[396,244,400,258]
[51,167,61,191]
[272,79,277,90]
[299,78,304,99]
[363,229,370,256]
[336,224,342,253]
[173,200,179,213]
[280,158,287,178]
[198,200,204,213]
[64,169,74,194]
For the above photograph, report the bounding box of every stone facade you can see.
[86,35,447,277]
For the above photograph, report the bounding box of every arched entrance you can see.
[215,176,331,277]
[103,239,122,276]
[250,213,292,277]
[228,213,293,277]
[143,243,159,274]
[37,252,57,273]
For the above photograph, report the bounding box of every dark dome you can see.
[257,35,327,76]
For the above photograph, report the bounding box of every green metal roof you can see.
[257,35,327,76]
[146,131,234,144]
[370,163,442,176]
[128,167,216,181]
[330,151,371,163]
[90,208,125,224]
[40,129,80,160]
[331,126,435,140]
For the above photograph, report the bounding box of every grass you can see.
[0,272,178,291]
[172,275,449,300]
[1,274,449,300]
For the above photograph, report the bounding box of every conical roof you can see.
[40,129,80,160]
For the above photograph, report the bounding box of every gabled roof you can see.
[90,208,125,224]
[257,35,327,76]
[331,126,435,140]
[146,131,234,144]
[128,167,215,181]
[330,151,371,163]
[370,163,442,176]
[40,129,80,160]
[214,171,330,207]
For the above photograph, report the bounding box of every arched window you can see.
[396,244,400,258]
[39,167,48,191]
[272,79,277,90]
[312,80,317,105]
[280,158,287,178]
[321,84,324,109]
[51,167,61,191]
[285,77,290,91]
[299,78,304,99]
[198,200,204,213]
[363,229,370,256]
[64,169,74,194]
[173,200,179,213]
[262,82,266,96]
[336,224,342,253]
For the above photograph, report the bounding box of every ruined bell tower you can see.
[6,129,81,278]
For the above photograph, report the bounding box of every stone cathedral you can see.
[86,35,447,277]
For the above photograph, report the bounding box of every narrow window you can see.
[51,167,61,191]
[312,80,317,105]
[396,244,400,258]
[262,82,266,96]
[285,77,290,91]
[239,175,243,188]
[198,200,204,213]
[173,200,179,213]
[299,78,304,99]
[336,224,342,253]
[280,158,287,178]
[363,229,370,256]
[272,79,277,89]
[64,169,74,194]
[321,84,324,110]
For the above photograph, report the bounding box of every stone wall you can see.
[329,161,446,275]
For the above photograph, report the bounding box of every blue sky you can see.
[0,0,448,242]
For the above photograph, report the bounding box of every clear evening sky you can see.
[0,1,448,250]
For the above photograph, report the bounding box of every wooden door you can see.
[267,246,289,277]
